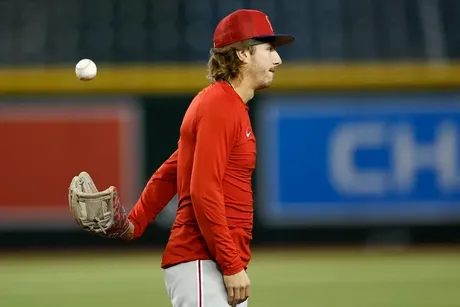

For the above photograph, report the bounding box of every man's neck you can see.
[227,78,254,104]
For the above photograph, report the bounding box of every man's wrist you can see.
[121,221,135,240]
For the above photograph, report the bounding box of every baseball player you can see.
[128,9,294,307]
[70,8,294,307]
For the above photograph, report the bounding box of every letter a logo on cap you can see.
[265,16,274,32]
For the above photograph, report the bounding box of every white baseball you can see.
[75,59,97,81]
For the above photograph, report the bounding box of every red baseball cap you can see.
[213,9,295,48]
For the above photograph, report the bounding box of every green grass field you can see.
[1,248,459,307]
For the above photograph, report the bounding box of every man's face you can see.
[247,43,282,90]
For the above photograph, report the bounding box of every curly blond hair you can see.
[206,39,260,83]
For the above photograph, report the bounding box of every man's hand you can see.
[68,171,131,239]
[223,269,250,306]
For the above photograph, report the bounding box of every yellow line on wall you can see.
[0,61,459,94]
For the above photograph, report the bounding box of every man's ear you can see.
[236,49,251,63]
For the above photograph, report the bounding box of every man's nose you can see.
[272,50,282,66]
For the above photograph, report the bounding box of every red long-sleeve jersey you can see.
[128,81,256,276]
[128,150,178,239]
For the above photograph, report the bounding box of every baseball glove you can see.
[68,171,130,239]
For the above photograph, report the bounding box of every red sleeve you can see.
[128,150,177,239]
[190,101,244,276]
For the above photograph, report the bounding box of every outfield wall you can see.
[1,62,459,248]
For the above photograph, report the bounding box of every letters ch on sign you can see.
[328,121,459,196]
